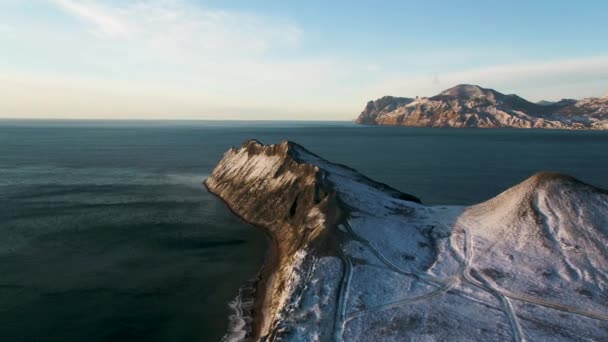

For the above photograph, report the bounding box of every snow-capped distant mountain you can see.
[356,84,608,129]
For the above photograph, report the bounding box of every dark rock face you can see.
[204,140,337,340]
[356,84,608,129]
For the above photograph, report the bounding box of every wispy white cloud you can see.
[50,0,302,56]
[52,0,133,37]
[0,0,354,119]
[18,0,345,118]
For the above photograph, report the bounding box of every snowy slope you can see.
[206,141,608,341]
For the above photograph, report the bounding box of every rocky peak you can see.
[537,100,556,106]
[438,84,497,99]
[555,98,578,107]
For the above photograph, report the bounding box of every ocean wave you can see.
[221,277,258,342]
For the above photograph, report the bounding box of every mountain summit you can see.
[356,85,608,129]
[439,84,496,98]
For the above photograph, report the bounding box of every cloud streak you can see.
[51,0,302,56]
[41,0,341,112]
[52,0,132,37]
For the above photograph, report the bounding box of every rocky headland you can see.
[356,84,608,129]
[205,140,608,341]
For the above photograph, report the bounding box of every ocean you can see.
[1,120,607,341]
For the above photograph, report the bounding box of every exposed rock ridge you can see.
[356,84,608,129]
[204,140,420,340]
[205,140,335,340]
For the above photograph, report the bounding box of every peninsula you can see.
[206,140,608,341]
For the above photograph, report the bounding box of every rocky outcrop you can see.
[356,84,608,129]
[357,96,415,125]
[204,140,419,340]
[207,141,608,341]
[205,140,335,340]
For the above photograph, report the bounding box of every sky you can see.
[1,0,607,120]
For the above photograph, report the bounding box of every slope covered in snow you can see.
[206,140,608,341]
[356,84,608,129]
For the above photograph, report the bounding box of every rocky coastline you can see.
[356,84,608,129]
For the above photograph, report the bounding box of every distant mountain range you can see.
[356,84,608,129]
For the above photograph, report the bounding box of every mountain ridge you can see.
[357,84,608,129]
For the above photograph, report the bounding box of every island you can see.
[205,140,608,341]
[356,84,608,129]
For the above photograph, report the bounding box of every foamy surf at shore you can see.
[221,278,258,342]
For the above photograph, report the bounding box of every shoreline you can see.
[355,123,608,130]
[221,276,258,341]
[204,181,278,341]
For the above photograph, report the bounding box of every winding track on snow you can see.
[459,225,524,342]
[459,225,608,322]
[331,217,608,342]
[339,219,458,338]
[344,216,462,322]
[334,254,353,342]
[500,289,608,321]
[459,226,608,321]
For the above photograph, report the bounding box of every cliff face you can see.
[357,96,415,125]
[207,141,608,341]
[204,140,337,340]
[204,140,419,340]
[356,84,608,129]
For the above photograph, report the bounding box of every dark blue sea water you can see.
[1,120,607,341]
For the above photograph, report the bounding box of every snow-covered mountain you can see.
[356,84,608,129]
[206,140,608,341]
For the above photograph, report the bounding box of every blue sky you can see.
[1,0,607,120]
